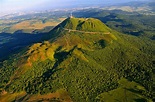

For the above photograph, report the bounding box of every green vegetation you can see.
[0,17,155,102]
[73,8,155,41]
[97,78,152,102]
[60,17,112,32]
[0,59,17,90]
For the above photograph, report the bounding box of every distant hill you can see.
[0,17,154,102]
[0,17,66,34]
[102,1,155,13]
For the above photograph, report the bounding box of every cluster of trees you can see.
[86,37,155,99]
[0,59,17,91]
[5,59,55,93]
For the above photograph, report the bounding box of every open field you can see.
[0,18,66,33]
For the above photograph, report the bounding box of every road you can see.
[59,25,111,34]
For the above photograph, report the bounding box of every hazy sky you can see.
[0,0,149,16]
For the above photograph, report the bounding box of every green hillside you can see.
[97,78,152,102]
[56,17,112,32]
[0,17,154,102]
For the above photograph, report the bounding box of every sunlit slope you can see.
[0,17,154,102]
[97,78,152,102]
[58,17,112,32]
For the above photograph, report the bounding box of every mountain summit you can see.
[26,17,117,65]
[55,17,112,32]
[47,17,116,40]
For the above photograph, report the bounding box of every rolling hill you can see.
[0,17,154,102]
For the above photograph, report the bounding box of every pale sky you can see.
[0,0,149,16]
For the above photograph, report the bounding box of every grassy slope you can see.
[60,18,112,32]
[97,78,152,102]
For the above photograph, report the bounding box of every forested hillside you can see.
[0,17,154,102]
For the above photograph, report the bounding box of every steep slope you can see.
[0,17,154,102]
[58,17,112,32]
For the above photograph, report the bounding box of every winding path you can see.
[59,24,111,34]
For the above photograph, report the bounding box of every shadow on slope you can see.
[0,32,51,61]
